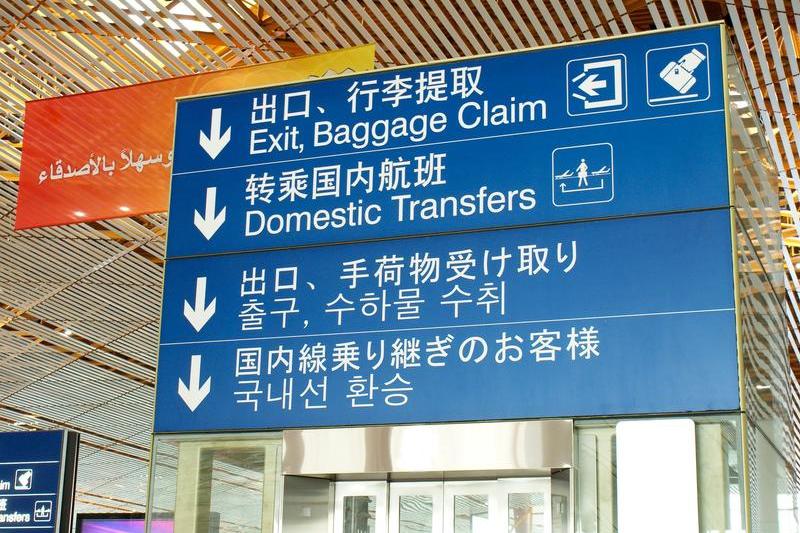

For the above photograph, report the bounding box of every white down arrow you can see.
[199,107,231,159]
[194,187,226,240]
[183,276,216,332]
[178,354,211,412]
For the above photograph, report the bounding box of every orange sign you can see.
[16,46,375,230]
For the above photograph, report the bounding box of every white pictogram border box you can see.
[552,142,615,207]
[646,42,710,107]
[13,469,32,491]
[566,54,628,116]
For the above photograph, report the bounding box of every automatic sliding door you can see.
[440,479,552,533]
[336,478,555,533]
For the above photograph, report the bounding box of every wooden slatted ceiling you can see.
[0,0,798,513]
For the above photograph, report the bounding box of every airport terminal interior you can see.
[1,1,800,533]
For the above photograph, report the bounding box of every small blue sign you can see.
[0,431,72,533]
[566,53,627,115]
[154,209,738,432]
[646,42,710,106]
[165,24,727,258]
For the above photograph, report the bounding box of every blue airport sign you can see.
[166,24,728,258]
[154,209,738,432]
[0,431,77,533]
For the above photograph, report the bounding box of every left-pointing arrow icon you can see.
[199,107,231,159]
[194,186,226,240]
[178,354,211,412]
[183,276,216,332]
[578,73,607,97]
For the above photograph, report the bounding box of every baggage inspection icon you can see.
[647,43,710,106]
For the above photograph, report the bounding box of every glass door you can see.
[388,482,444,533]
[333,481,388,533]
[334,478,554,533]
[440,479,552,533]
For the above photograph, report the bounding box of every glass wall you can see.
[574,415,746,533]
[747,418,799,533]
[147,433,282,533]
[146,416,791,533]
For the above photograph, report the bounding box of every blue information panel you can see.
[0,431,75,533]
[166,24,728,258]
[154,209,738,432]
